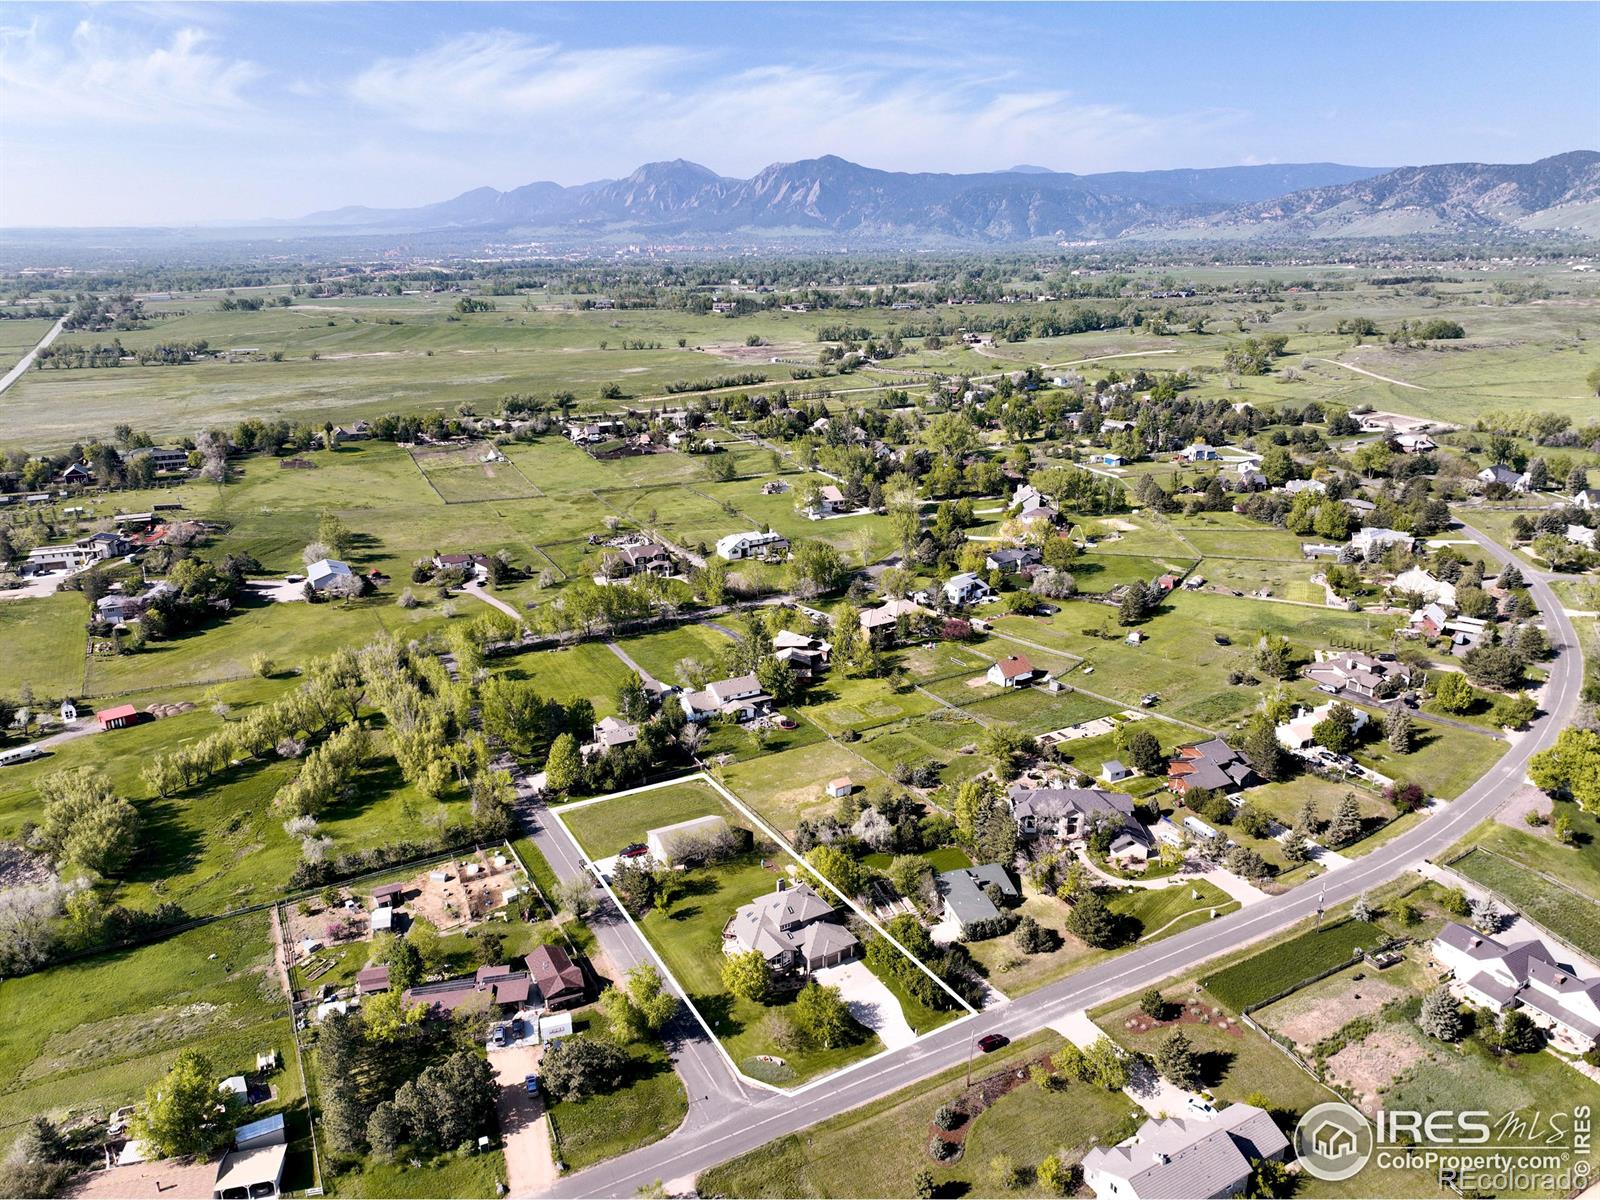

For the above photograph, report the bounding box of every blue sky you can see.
[2,1,1596,226]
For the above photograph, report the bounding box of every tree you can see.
[1470,895,1502,933]
[1325,793,1362,847]
[1495,1009,1543,1054]
[544,732,582,794]
[366,1100,407,1162]
[722,948,772,1002]
[806,844,866,896]
[791,982,853,1049]
[787,540,848,599]
[130,1050,239,1159]
[1155,1030,1203,1090]
[363,988,426,1042]
[615,672,650,724]
[1418,985,1466,1041]
[1463,643,1523,692]
[1122,728,1167,776]
[541,1036,630,1100]
[886,855,931,902]
[1241,716,1286,782]
[1432,670,1476,714]
[1083,1037,1128,1090]
[1225,845,1270,879]
[1385,705,1415,753]
[1312,702,1358,754]
[37,767,141,876]
[1065,891,1122,948]
[1038,1153,1081,1196]
[1139,988,1167,1020]
[1351,893,1373,922]
[912,1168,937,1198]
[624,963,680,1032]
[405,917,443,974]
[1015,915,1053,954]
[1529,728,1600,813]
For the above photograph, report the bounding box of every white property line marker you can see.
[547,771,980,1095]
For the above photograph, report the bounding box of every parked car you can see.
[618,842,649,859]
[977,1033,1009,1054]
[490,1024,508,1048]
[524,1073,540,1097]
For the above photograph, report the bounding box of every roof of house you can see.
[594,715,639,747]
[233,1113,286,1148]
[527,943,586,996]
[1006,784,1143,837]
[212,1144,288,1196]
[728,882,855,964]
[307,557,353,585]
[936,864,1018,927]
[96,703,138,722]
[992,655,1035,680]
[1083,1104,1287,1200]
[1168,737,1255,792]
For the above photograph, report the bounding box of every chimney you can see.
[1470,937,1482,948]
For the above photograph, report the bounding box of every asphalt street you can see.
[532,521,1584,1198]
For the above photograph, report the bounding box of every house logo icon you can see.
[1294,1102,1373,1181]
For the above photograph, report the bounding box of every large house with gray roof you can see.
[1007,784,1150,853]
[723,881,858,974]
[1165,738,1257,796]
[1083,1103,1288,1200]
[1433,921,1600,1051]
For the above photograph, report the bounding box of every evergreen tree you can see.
[1385,705,1415,753]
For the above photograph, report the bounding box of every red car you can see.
[618,843,649,859]
[977,1033,1009,1054]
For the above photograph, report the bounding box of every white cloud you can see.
[348,30,693,134]
[0,18,265,127]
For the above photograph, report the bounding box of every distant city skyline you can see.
[1,1,1596,227]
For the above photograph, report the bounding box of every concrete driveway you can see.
[491,1043,556,1196]
[813,961,917,1051]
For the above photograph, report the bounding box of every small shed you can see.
[825,777,853,799]
[1101,759,1132,783]
[356,964,391,994]
[371,882,406,908]
[96,703,139,730]
[370,908,394,933]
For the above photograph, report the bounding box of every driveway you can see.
[492,1043,557,1195]
[812,961,917,1051]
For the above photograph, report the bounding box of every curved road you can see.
[542,520,1584,1198]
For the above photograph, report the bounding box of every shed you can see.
[212,1142,287,1199]
[96,704,139,730]
[370,908,394,932]
[825,777,853,799]
[371,882,406,907]
[356,964,390,994]
[233,1113,286,1151]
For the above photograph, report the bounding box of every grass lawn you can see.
[611,622,736,685]
[558,778,738,859]
[1450,832,1600,960]
[1350,720,1507,800]
[696,1032,1137,1198]
[853,709,987,786]
[547,1035,687,1171]
[491,641,636,720]
[0,912,293,1150]
[800,674,941,736]
[327,1147,505,1198]
[719,740,889,836]
[0,590,86,700]
[967,878,1239,997]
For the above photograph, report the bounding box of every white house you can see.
[680,674,772,722]
[1478,463,1531,492]
[1392,567,1456,607]
[1083,1104,1288,1200]
[804,485,849,519]
[1433,922,1600,1051]
[715,531,790,561]
[987,655,1036,688]
[646,814,729,864]
[306,558,356,592]
[1566,524,1597,550]
[1275,701,1370,751]
[1177,443,1219,463]
[1349,527,1415,559]
[1572,488,1600,511]
[943,572,992,606]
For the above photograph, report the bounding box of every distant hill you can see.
[291,156,1391,242]
[1134,151,1600,240]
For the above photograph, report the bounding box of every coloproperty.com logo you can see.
[1294,1101,1593,1193]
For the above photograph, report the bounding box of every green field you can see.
[0,912,295,1151]
[558,778,738,858]
[1201,917,1390,1010]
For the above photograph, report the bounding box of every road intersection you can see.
[525,521,1583,1198]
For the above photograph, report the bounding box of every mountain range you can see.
[276,150,1600,245]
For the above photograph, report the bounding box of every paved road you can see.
[538,521,1583,1198]
[505,761,750,1168]
[0,315,67,395]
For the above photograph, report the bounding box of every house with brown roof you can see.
[355,965,390,994]
[527,944,588,1010]
[987,655,1036,688]
[1304,649,1412,699]
[1166,738,1256,795]
[403,965,531,1017]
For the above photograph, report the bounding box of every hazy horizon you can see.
[2,1,1598,228]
